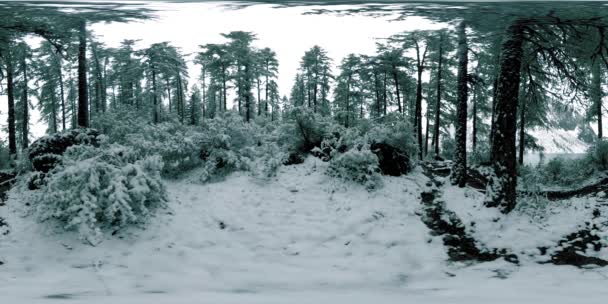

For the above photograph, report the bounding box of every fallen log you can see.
[534,177,608,201]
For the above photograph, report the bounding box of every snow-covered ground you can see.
[1,158,608,303]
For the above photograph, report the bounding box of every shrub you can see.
[31,142,167,243]
[544,157,565,183]
[28,128,100,173]
[586,139,608,170]
[366,118,418,174]
[327,145,383,190]
[441,137,456,160]
[278,107,337,156]
[124,122,205,178]
[198,112,262,181]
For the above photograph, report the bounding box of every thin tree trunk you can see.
[265,65,269,115]
[382,71,388,116]
[452,21,469,187]
[245,63,251,123]
[21,48,29,149]
[345,75,351,128]
[433,38,443,158]
[57,58,67,131]
[5,50,16,156]
[393,67,401,113]
[472,85,478,152]
[488,20,525,214]
[415,67,424,160]
[257,77,262,116]
[166,77,172,112]
[51,92,58,133]
[177,74,185,123]
[518,94,526,165]
[593,60,603,139]
[152,64,159,124]
[77,19,89,128]
[490,72,499,159]
[222,66,227,111]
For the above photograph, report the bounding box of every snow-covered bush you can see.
[278,107,337,156]
[586,139,608,170]
[94,109,204,177]
[327,145,383,190]
[124,123,205,178]
[368,119,418,159]
[31,142,167,243]
[198,112,261,181]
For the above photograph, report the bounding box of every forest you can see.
[1,1,608,303]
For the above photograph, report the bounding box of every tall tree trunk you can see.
[152,64,159,124]
[488,20,525,214]
[222,66,227,111]
[393,67,401,113]
[77,19,89,128]
[91,43,105,114]
[593,60,603,139]
[257,77,262,116]
[265,69,269,115]
[472,85,478,151]
[382,71,388,116]
[452,21,469,187]
[51,93,58,133]
[518,94,526,165]
[415,67,424,160]
[373,71,381,117]
[177,74,185,123]
[21,49,29,149]
[490,73,499,160]
[166,77,172,112]
[345,75,351,128]
[245,63,251,123]
[57,57,67,131]
[433,39,443,158]
[5,50,16,156]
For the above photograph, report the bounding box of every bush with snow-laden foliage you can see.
[327,145,383,190]
[31,141,167,244]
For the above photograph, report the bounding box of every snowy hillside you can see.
[529,127,590,154]
[2,157,608,303]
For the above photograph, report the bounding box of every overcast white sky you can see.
[1,1,445,139]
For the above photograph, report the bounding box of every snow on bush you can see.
[327,144,383,191]
[31,141,167,243]
[367,115,419,163]
[278,107,337,156]
[124,123,205,178]
[586,139,608,170]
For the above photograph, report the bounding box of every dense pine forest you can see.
[1,1,608,303]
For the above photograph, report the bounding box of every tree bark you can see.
[414,42,426,161]
[452,21,468,187]
[518,93,526,166]
[152,64,159,124]
[433,37,443,158]
[488,20,525,214]
[382,71,388,116]
[77,19,89,128]
[490,72,499,160]
[21,48,29,149]
[593,60,603,139]
[472,84,478,151]
[57,57,67,131]
[5,50,16,156]
[393,67,401,113]
[245,63,251,123]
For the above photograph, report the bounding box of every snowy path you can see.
[1,157,608,303]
